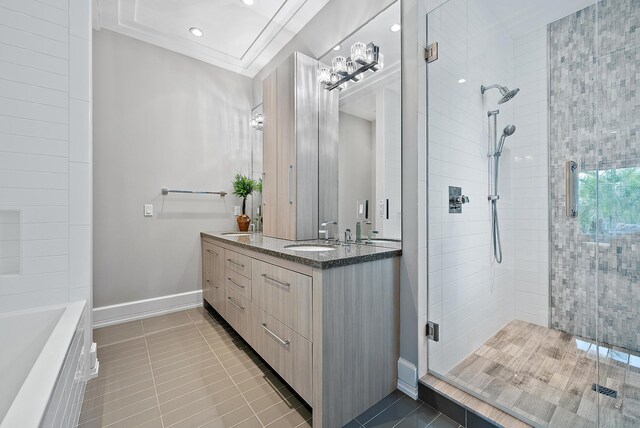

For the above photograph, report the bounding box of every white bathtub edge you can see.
[93,290,202,328]
[0,301,86,428]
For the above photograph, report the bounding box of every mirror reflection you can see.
[319,2,402,244]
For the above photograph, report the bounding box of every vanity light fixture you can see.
[317,42,384,91]
[189,27,204,37]
[390,23,401,32]
[250,113,264,131]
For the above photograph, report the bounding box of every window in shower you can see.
[579,166,640,237]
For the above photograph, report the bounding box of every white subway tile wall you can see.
[427,0,520,375]
[0,0,92,425]
[511,27,550,327]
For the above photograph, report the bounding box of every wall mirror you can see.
[250,103,263,229]
[318,1,402,244]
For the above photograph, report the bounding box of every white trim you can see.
[93,290,202,328]
[397,379,419,400]
[397,357,419,399]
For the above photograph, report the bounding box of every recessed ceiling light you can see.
[458,78,467,83]
[243,0,254,5]
[610,130,618,134]
[333,45,341,51]
[189,27,203,37]
[390,23,401,32]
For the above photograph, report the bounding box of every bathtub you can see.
[0,301,87,428]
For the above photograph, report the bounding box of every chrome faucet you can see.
[355,220,371,243]
[344,228,352,243]
[320,220,338,244]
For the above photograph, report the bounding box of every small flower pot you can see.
[236,214,251,232]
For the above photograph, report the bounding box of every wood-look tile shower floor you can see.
[445,320,640,427]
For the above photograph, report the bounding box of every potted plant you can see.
[232,173,257,232]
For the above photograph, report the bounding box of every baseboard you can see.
[397,379,419,399]
[397,357,419,399]
[93,290,202,328]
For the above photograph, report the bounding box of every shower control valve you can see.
[449,186,469,213]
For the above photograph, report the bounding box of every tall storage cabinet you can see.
[262,52,338,240]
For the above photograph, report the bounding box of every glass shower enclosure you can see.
[425,0,639,426]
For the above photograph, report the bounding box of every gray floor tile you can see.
[364,396,423,428]
[355,390,405,424]
[393,404,440,428]
[426,414,460,428]
[343,420,364,428]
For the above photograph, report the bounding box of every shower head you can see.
[497,124,516,153]
[481,84,520,104]
[503,124,516,137]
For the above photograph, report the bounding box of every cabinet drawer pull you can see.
[260,273,290,287]
[227,259,245,268]
[261,323,290,346]
[227,296,245,310]
[227,277,245,289]
[206,249,218,256]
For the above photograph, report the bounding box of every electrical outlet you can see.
[144,204,153,217]
[234,206,241,216]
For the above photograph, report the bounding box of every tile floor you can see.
[343,390,462,428]
[444,320,640,427]
[80,307,311,427]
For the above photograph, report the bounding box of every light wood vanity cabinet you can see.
[262,52,338,241]
[202,242,224,317]
[201,235,400,428]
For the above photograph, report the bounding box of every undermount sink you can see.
[221,232,252,237]
[284,244,337,252]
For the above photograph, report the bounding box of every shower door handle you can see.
[566,160,578,218]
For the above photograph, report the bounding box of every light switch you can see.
[234,206,241,216]
[144,204,153,217]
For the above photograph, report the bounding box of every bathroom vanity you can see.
[201,232,401,428]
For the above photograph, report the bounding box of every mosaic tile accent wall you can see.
[549,0,640,352]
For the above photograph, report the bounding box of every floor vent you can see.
[592,383,618,398]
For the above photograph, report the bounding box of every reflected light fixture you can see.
[390,23,401,32]
[317,42,383,91]
[250,113,264,131]
[458,78,467,83]
[333,45,341,51]
[242,0,255,5]
[189,27,203,37]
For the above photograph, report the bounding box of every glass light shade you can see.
[351,42,367,62]
[355,71,366,82]
[255,113,263,124]
[330,72,340,84]
[317,67,331,84]
[365,46,375,63]
[346,60,356,74]
[332,56,347,72]
[339,81,348,91]
[250,118,257,127]
[377,53,384,70]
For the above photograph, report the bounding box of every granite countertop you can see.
[200,232,402,269]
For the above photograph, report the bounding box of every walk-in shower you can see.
[425,0,640,426]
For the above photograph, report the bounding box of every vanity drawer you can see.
[225,286,250,342]
[224,249,252,279]
[202,241,224,279]
[252,260,312,340]
[225,267,252,300]
[251,305,312,404]
[204,273,225,317]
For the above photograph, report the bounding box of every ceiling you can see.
[93,0,330,77]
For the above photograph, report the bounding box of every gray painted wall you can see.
[93,30,253,307]
[549,0,640,351]
[338,112,375,229]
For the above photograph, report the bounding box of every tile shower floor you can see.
[79,308,312,427]
[445,320,640,427]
